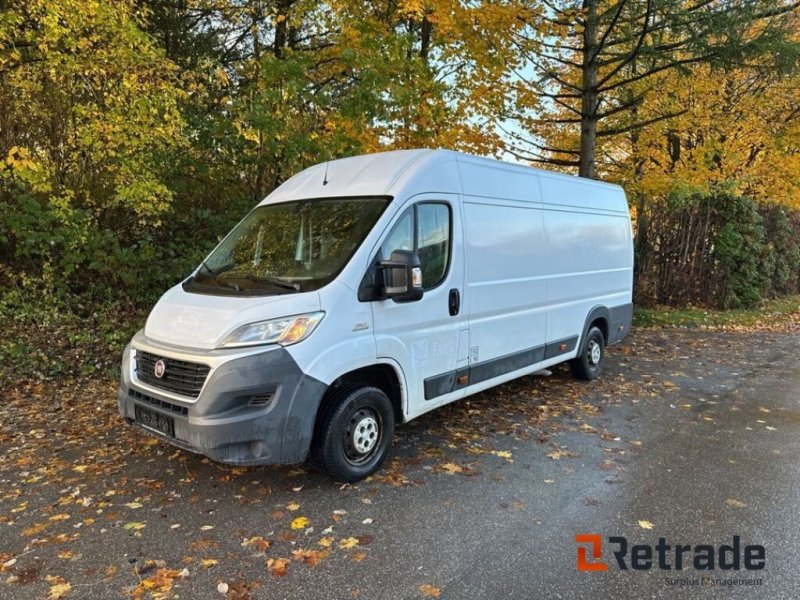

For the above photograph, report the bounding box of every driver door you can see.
[370,196,468,417]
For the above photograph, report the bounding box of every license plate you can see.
[135,405,175,438]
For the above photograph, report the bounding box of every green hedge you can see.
[635,188,800,309]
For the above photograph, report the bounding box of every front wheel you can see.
[570,326,605,381]
[312,386,395,483]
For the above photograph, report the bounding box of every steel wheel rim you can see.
[588,339,602,366]
[344,407,382,465]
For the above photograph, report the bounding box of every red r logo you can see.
[576,534,608,572]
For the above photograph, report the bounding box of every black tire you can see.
[570,326,605,381]
[312,385,395,483]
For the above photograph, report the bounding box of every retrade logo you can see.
[576,534,608,572]
[576,534,765,572]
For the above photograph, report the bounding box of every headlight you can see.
[220,312,325,348]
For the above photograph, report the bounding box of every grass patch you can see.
[633,295,800,329]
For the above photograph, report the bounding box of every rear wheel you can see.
[570,326,605,381]
[312,386,395,483]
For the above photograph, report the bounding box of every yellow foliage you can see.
[616,64,800,207]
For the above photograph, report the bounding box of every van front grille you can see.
[135,351,210,398]
[129,388,189,417]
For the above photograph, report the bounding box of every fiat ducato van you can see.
[118,149,633,482]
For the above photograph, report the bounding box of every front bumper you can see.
[117,333,327,465]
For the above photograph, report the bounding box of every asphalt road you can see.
[2,329,799,599]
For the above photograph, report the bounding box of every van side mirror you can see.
[379,250,423,302]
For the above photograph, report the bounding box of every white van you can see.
[118,149,633,481]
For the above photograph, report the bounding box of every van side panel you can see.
[462,197,548,372]
[538,174,633,347]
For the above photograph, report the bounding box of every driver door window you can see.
[381,203,451,290]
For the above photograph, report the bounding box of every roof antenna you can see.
[322,161,329,186]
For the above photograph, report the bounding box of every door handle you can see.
[448,288,460,316]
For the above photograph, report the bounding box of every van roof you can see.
[260,148,623,205]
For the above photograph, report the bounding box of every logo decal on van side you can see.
[411,340,428,368]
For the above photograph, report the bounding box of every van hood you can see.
[144,284,322,350]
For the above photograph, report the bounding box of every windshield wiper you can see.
[219,272,300,292]
[241,274,300,292]
[192,261,243,291]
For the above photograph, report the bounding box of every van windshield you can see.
[184,197,389,296]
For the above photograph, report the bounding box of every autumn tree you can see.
[615,62,800,205]
[136,0,523,203]
[506,0,800,179]
[0,0,185,294]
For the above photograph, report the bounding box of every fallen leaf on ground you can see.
[338,537,359,549]
[291,516,310,530]
[440,462,463,474]
[638,520,654,530]
[267,558,289,577]
[546,449,568,460]
[419,584,441,598]
[292,548,328,566]
[242,536,272,552]
[49,514,70,522]
[725,498,747,509]
[48,582,71,599]
[132,568,180,598]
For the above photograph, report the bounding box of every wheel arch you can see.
[581,305,610,347]
[313,362,406,438]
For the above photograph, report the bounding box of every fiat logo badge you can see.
[154,359,166,379]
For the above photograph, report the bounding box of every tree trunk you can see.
[631,126,648,290]
[578,0,599,179]
[274,0,289,58]
[251,2,266,202]
[419,15,432,61]
[579,112,598,178]
[628,60,647,297]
